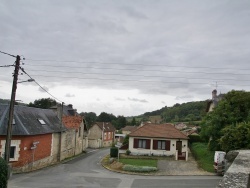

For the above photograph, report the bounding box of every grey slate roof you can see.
[0,104,67,136]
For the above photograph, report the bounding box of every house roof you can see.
[129,123,189,140]
[95,122,115,132]
[0,104,67,136]
[121,126,138,132]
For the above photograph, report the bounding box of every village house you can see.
[51,104,88,160]
[88,122,115,148]
[0,104,88,173]
[128,123,189,160]
[121,125,138,135]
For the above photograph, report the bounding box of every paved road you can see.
[9,149,222,188]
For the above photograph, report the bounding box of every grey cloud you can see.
[128,97,148,103]
[115,97,126,101]
[65,93,75,98]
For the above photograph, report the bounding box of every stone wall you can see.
[217,150,250,188]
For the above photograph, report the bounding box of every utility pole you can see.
[4,55,20,167]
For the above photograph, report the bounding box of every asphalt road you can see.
[8,148,222,188]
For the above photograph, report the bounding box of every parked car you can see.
[213,151,226,175]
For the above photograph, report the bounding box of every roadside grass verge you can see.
[190,142,214,172]
[119,158,157,167]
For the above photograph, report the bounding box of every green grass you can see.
[190,142,215,172]
[119,158,157,167]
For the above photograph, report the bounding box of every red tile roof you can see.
[95,122,116,132]
[129,123,188,140]
[121,126,138,132]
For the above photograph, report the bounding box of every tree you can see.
[97,112,116,122]
[219,122,250,152]
[28,98,57,109]
[200,90,250,151]
[80,112,97,129]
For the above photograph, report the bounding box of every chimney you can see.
[212,89,217,99]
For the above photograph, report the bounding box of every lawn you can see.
[190,142,215,172]
[119,158,157,167]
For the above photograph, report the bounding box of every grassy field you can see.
[119,158,157,167]
[190,142,215,172]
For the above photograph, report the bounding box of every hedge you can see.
[0,157,8,188]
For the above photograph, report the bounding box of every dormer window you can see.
[38,119,46,125]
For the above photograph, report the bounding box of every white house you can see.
[128,123,189,160]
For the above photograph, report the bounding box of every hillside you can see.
[129,100,207,124]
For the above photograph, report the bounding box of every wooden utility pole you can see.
[4,55,20,165]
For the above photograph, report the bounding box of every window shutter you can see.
[133,138,138,148]
[146,139,151,149]
[166,140,171,151]
[153,140,158,150]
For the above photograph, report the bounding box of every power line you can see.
[25,74,250,87]
[19,67,63,103]
[25,58,250,71]
[0,65,14,68]
[0,50,16,58]
[23,68,250,82]
[23,64,250,76]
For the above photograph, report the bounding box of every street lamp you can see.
[17,79,35,83]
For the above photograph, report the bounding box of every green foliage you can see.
[219,122,250,152]
[161,101,207,123]
[110,147,118,157]
[123,135,129,145]
[80,112,97,129]
[28,98,57,109]
[190,142,214,172]
[200,90,250,151]
[112,115,127,130]
[188,134,203,144]
[126,150,131,155]
[0,157,8,188]
[97,112,116,122]
[122,164,157,172]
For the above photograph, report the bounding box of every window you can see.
[108,132,111,139]
[79,127,81,137]
[38,119,46,125]
[157,140,166,150]
[104,133,107,140]
[10,146,16,159]
[138,139,146,148]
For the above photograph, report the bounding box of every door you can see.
[176,141,182,154]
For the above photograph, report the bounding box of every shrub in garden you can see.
[126,150,131,155]
[122,164,157,172]
[0,157,8,188]
[110,147,118,157]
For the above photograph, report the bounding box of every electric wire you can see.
[0,50,16,58]
[24,63,250,76]
[25,58,250,71]
[19,67,63,103]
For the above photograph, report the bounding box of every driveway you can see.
[156,153,214,175]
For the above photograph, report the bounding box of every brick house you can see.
[128,123,189,160]
[88,122,115,148]
[0,104,88,172]
[0,104,67,172]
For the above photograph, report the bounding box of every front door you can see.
[176,141,182,154]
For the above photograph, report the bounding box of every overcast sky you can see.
[1,0,250,116]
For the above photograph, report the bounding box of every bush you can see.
[122,164,157,172]
[0,157,8,188]
[188,134,203,143]
[110,147,118,157]
[126,150,131,155]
